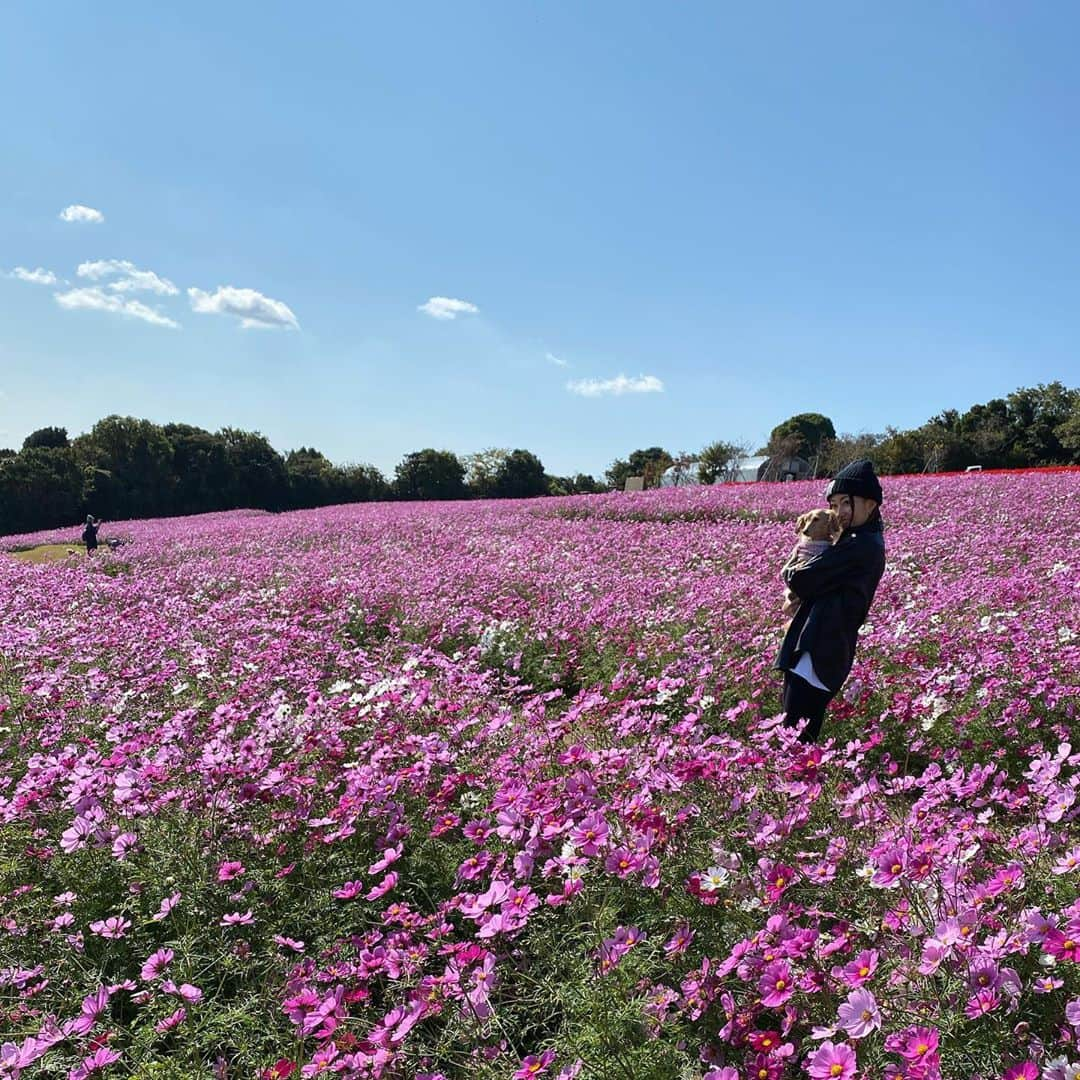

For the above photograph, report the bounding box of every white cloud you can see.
[188,285,299,330]
[10,266,58,285]
[566,374,665,397]
[545,351,569,367]
[59,204,105,224]
[418,296,479,320]
[54,286,180,329]
[77,259,178,296]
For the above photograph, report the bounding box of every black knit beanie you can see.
[824,459,883,504]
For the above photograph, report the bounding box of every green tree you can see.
[285,447,335,509]
[768,414,836,471]
[697,440,748,484]
[163,423,230,515]
[818,433,882,477]
[463,448,509,499]
[218,427,289,511]
[394,449,467,501]
[73,415,175,519]
[22,426,70,450]
[630,447,673,488]
[606,447,673,490]
[1056,400,1080,463]
[1006,382,1079,465]
[0,447,85,533]
[491,449,548,499]
[338,462,390,502]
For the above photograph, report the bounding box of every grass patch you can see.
[6,543,86,564]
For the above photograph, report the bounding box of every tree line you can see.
[2,382,1077,535]
[0,418,606,536]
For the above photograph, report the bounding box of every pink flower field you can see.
[1,471,1078,1079]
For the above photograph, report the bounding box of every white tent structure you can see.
[659,455,771,486]
[659,461,703,487]
[732,455,770,482]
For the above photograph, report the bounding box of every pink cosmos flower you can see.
[897,1026,940,1062]
[89,917,131,940]
[300,1043,338,1077]
[217,861,245,882]
[332,880,364,900]
[140,948,174,982]
[807,1041,857,1080]
[514,1049,556,1078]
[870,847,906,887]
[569,813,609,855]
[604,847,642,877]
[836,949,878,987]
[664,921,694,955]
[69,1046,121,1078]
[703,1071,740,1080]
[758,961,795,1007]
[1044,926,1080,962]
[368,846,402,874]
[272,935,306,952]
[365,872,398,901]
[763,862,797,901]
[1066,998,1080,1029]
[110,833,138,861]
[221,910,254,927]
[1053,847,1080,874]
[1001,1064,1038,1080]
[837,987,880,1038]
[151,892,181,921]
[964,988,1001,1018]
[161,981,203,1004]
[154,1008,186,1033]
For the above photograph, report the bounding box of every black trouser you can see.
[782,670,835,743]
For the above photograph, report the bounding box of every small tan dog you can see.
[781,508,842,618]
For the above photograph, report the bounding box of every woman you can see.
[82,514,103,554]
[775,460,886,743]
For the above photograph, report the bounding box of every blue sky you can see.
[3,2,1079,479]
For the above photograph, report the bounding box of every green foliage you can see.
[697,440,745,484]
[394,448,467,501]
[606,447,673,491]
[0,446,85,533]
[769,413,836,458]
[492,449,547,499]
[464,447,509,499]
[0,418,390,536]
[22,425,70,450]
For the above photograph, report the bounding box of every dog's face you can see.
[796,508,841,541]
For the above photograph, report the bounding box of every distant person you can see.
[774,460,886,743]
[82,515,103,554]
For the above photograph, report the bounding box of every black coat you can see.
[774,516,886,692]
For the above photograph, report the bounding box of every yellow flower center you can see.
[831,1067,843,1078]
[774,979,786,990]
[858,966,869,977]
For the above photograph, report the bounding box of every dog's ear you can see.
[795,511,810,534]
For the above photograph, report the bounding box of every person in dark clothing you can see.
[775,460,886,742]
[82,515,103,554]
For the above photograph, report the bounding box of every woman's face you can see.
[827,494,876,529]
